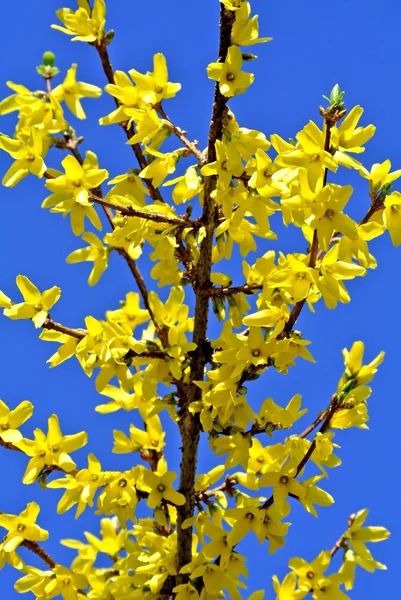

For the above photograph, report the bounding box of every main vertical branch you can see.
[176,5,235,581]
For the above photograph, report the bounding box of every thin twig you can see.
[94,40,164,203]
[156,103,204,162]
[88,190,198,228]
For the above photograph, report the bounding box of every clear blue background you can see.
[0,1,399,598]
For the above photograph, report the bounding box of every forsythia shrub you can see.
[0,0,395,598]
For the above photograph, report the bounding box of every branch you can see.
[94,40,164,203]
[155,103,204,162]
[42,317,85,340]
[176,4,235,583]
[88,190,199,228]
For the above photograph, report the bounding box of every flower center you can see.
[119,478,127,487]
[306,571,315,579]
[280,475,289,484]
[17,524,25,532]
[72,179,82,188]
[252,349,261,357]
[1,422,9,430]
[325,209,335,219]
[157,484,166,493]
[226,72,236,82]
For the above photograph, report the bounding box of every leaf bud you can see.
[42,51,56,67]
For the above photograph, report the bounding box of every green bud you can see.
[227,296,237,307]
[340,378,356,400]
[242,52,258,62]
[377,182,392,203]
[42,51,56,67]
[238,385,247,395]
[38,473,48,490]
[104,30,115,45]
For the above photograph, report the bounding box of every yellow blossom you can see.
[0,502,48,552]
[43,153,108,235]
[3,274,61,328]
[0,128,46,187]
[66,232,111,286]
[52,63,102,119]
[207,45,254,97]
[52,0,106,42]
[129,53,181,105]
[15,414,88,484]
[231,2,272,46]
[141,459,185,508]
[0,399,33,444]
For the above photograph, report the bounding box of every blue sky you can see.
[0,0,400,598]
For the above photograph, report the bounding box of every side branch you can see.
[155,103,204,162]
[88,190,198,228]
[94,40,163,203]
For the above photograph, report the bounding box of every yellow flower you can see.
[308,184,357,252]
[125,106,170,149]
[259,468,305,514]
[276,121,338,188]
[106,291,150,334]
[173,583,200,600]
[129,53,181,105]
[164,165,204,204]
[383,191,401,246]
[359,159,401,194]
[331,105,376,169]
[142,459,185,508]
[0,128,46,187]
[0,290,12,308]
[242,303,290,337]
[0,399,33,444]
[52,0,106,43]
[0,502,48,552]
[15,414,88,484]
[3,274,61,328]
[207,45,254,97]
[52,63,102,119]
[272,572,308,600]
[220,0,247,11]
[43,153,108,235]
[14,567,53,597]
[113,414,165,454]
[338,340,384,390]
[66,232,111,286]
[48,453,105,518]
[344,509,390,561]
[139,148,182,188]
[201,140,244,189]
[231,2,272,46]
[44,565,88,600]
[99,71,143,126]
[289,550,331,592]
